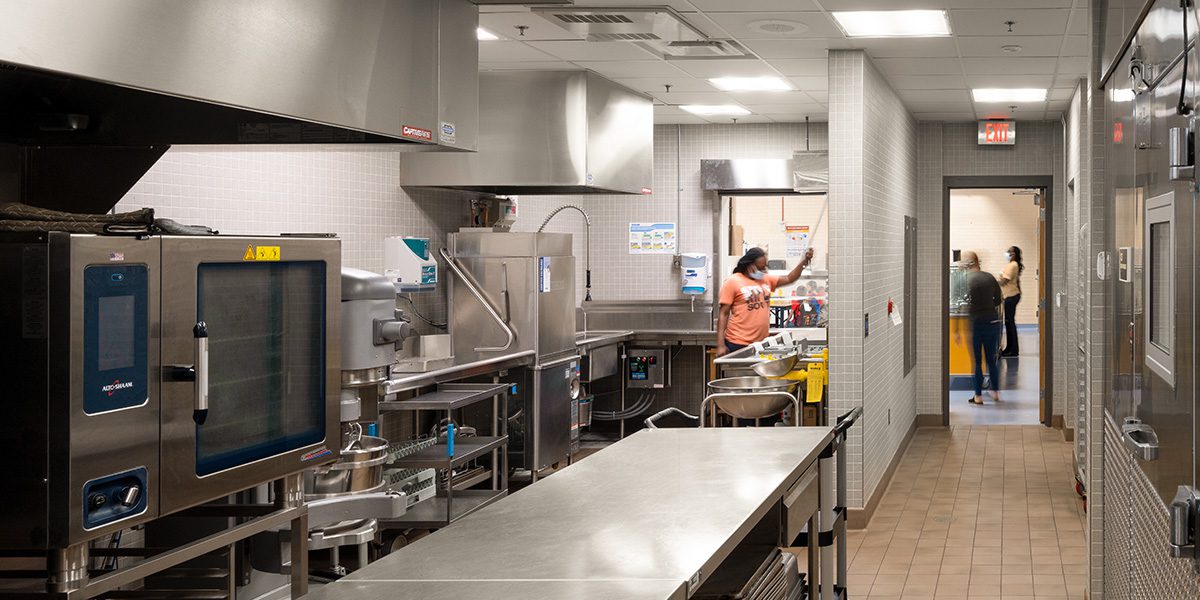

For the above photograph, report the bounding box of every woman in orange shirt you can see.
[715,246,814,356]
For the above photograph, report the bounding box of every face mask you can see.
[747,269,765,281]
[1005,253,1012,262]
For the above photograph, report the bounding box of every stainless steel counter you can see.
[301,579,686,600]
[305,427,833,599]
[382,350,535,395]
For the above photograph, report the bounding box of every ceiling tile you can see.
[1046,100,1070,111]
[706,115,777,124]
[913,112,980,121]
[733,102,826,113]
[1061,35,1088,57]
[853,38,961,59]
[1049,87,1079,101]
[727,91,814,105]
[1057,57,1089,76]
[899,89,972,104]
[741,38,850,59]
[963,74,1054,87]
[651,91,741,104]
[669,59,781,78]
[478,12,583,41]
[705,12,843,39]
[575,61,688,78]
[764,58,828,77]
[763,112,828,122]
[961,57,1059,74]
[654,105,688,115]
[944,0,1072,7]
[872,58,963,75]
[950,9,1071,36]
[688,0,820,10]
[957,35,1066,57]
[478,42,558,63]
[820,0,962,7]
[614,78,719,94]
[654,114,710,125]
[526,41,659,62]
[480,61,578,71]
[550,0,697,9]
[888,74,968,89]
[905,101,977,113]
[803,90,828,103]
[788,76,830,91]
[975,107,1044,119]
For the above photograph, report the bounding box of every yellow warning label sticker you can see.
[243,244,255,261]
[255,246,281,261]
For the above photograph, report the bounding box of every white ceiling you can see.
[478,0,1089,124]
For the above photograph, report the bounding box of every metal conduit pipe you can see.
[538,204,593,301]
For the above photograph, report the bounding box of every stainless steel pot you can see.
[305,435,390,499]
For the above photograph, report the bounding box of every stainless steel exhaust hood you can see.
[400,71,653,195]
[701,152,829,193]
[0,0,479,213]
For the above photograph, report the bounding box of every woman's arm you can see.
[715,303,733,356]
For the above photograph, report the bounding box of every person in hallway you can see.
[716,246,814,356]
[998,245,1024,357]
[958,251,1003,404]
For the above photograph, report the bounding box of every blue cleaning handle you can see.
[366,423,377,437]
[447,423,455,458]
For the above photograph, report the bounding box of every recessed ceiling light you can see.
[1001,45,1022,53]
[972,88,1047,103]
[680,105,752,116]
[708,77,793,92]
[477,28,499,41]
[831,10,951,38]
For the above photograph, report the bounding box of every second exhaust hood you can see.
[400,71,653,195]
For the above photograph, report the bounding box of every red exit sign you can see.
[978,120,1016,145]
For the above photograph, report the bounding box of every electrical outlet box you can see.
[626,348,667,389]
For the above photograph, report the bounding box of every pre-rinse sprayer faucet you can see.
[537,204,593,302]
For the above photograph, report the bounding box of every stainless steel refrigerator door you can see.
[158,236,340,515]
[59,234,162,546]
[532,356,580,472]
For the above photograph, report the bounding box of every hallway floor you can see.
[847,425,1086,599]
[951,327,1041,426]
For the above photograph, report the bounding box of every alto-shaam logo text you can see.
[102,380,134,396]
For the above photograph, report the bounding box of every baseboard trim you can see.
[916,414,943,427]
[848,420,917,530]
[1051,414,1064,429]
[1062,426,1074,442]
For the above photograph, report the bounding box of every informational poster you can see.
[785,225,810,257]
[628,223,676,254]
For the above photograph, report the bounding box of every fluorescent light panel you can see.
[831,10,951,37]
[680,105,751,116]
[477,27,499,41]
[972,88,1048,103]
[708,76,792,92]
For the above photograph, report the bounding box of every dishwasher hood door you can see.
[0,0,478,150]
[400,71,653,195]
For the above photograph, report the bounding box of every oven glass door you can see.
[159,237,338,514]
[195,261,326,475]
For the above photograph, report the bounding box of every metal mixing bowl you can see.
[752,353,799,378]
[706,376,798,420]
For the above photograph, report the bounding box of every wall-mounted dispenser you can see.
[681,253,708,296]
[384,237,437,292]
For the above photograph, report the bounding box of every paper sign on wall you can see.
[785,225,810,257]
[628,223,676,254]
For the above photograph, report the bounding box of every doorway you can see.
[944,182,1053,426]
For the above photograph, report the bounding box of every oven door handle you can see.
[192,322,209,425]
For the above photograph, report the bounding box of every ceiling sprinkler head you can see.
[1004,20,1015,33]
[515,25,528,37]
[664,84,672,94]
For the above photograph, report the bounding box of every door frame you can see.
[942,176,1055,427]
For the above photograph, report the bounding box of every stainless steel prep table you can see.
[306,427,833,599]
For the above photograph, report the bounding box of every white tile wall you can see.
[830,50,919,507]
[114,146,476,335]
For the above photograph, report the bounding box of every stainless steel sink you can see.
[394,334,455,373]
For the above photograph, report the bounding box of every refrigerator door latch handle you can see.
[1169,486,1199,563]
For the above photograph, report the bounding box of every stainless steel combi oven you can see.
[0,232,340,552]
